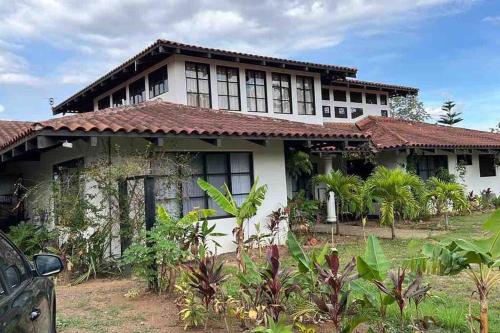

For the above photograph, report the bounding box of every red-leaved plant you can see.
[186,256,228,309]
[312,253,358,332]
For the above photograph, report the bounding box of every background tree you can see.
[490,121,500,134]
[314,170,361,235]
[438,100,463,126]
[389,95,430,122]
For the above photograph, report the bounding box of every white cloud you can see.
[0,0,475,88]
[0,104,4,113]
[483,16,500,25]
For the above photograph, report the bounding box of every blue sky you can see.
[0,0,499,131]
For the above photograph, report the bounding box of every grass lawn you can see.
[56,211,499,333]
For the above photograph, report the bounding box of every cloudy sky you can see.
[0,0,499,130]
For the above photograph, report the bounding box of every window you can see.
[381,110,388,117]
[129,77,146,105]
[149,65,168,98]
[53,159,85,224]
[182,153,253,217]
[246,70,267,112]
[350,91,363,103]
[457,154,472,166]
[217,66,240,111]
[0,280,4,300]
[97,96,110,110]
[272,73,292,114]
[351,107,363,119]
[333,90,347,102]
[479,154,496,177]
[412,155,448,180]
[186,62,211,108]
[366,93,378,104]
[380,94,388,105]
[322,106,331,117]
[321,88,330,100]
[0,237,29,291]
[112,88,126,107]
[297,76,315,115]
[335,106,348,118]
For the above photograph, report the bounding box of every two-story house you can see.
[0,40,499,254]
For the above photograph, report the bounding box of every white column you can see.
[324,156,337,223]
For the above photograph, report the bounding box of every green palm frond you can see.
[197,178,238,216]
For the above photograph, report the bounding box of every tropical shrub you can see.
[198,177,268,272]
[426,177,468,229]
[286,191,319,234]
[366,167,424,239]
[8,222,56,257]
[267,207,287,245]
[314,170,362,235]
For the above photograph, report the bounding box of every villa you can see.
[0,40,499,254]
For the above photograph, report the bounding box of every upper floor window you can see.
[380,94,388,105]
[186,62,211,108]
[333,90,347,102]
[217,66,240,111]
[479,155,496,177]
[149,65,168,98]
[351,107,363,119]
[322,106,331,117]
[381,110,388,117]
[297,76,315,115]
[350,91,363,103]
[335,107,348,118]
[366,93,378,104]
[322,88,330,100]
[97,96,110,110]
[129,77,146,105]
[272,73,292,114]
[246,70,267,113]
[112,88,126,107]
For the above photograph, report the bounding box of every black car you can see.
[0,231,63,332]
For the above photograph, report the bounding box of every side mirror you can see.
[33,254,64,277]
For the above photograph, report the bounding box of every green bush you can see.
[8,223,56,257]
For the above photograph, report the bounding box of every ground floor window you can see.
[161,152,253,218]
[479,154,496,177]
[410,155,448,180]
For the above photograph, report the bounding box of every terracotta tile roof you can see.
[0,101,367,151]
[357,116,500,149]
[0,120,35,150]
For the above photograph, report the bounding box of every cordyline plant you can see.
[197,177,267,273]
[373,268,431,329]
[185,255,228,310]
[312,253,358,332]
[411,209,500,333]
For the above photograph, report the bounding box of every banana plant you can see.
[414,209,500,333]
[197,177,267,273]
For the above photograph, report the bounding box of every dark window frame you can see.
[246,70,268,113]
[112,88,126,107]
[148,65,168,98]
[297,75,315,115]
[381,110,388,117]
[334,106,348,118]
[217,66,241,111]
[321,88,330,101]
[380,94,388,105]
[186,62,212,108]
[457,154,473,166]
[350,91,363,103]
[322,105,331,117]
[272,73,292,114]
[479,154,497,177]
[129,77,146,105]
[366,93,378,105]
[413,155,449,180]
[333,90,347,102]
[351,107,364,119]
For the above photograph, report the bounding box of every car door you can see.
[0,234,51,333]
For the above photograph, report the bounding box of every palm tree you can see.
[197,178,267,273]
[426,177,467,229]
[351,182,375,240]
[366,167,423,239]
[314,170,362,235]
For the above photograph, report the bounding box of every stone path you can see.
[314,223,446,240]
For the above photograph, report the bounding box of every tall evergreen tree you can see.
[438,100,462,126]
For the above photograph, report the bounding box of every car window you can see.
[0,280,5,300]
[0,237,29,290]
